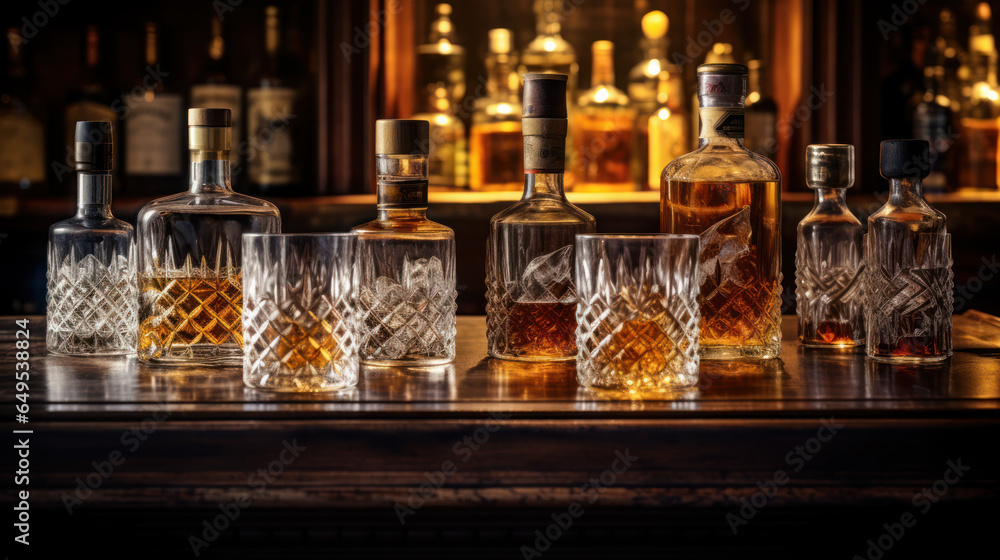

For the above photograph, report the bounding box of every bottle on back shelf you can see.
[470,29,523,191]
[956,1,1000,189]
[191,16,242,170]
[519,0,579,97]
[0,28,45,195]
[486,73,596,361]
[65,26,116,172]
[124,22,184,195]
[247,5,302,195]
[744,59,778,159]
[646,71,688,191]
[866,140,953,362]
[571,40,635,192]
[136,109,281,366]
[914,42,955,193]
[415,3,466,111]
[661,63,783,360]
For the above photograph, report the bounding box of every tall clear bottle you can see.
[572,41,635,192]
[137,109,281,365]
[866,140,952,362]
[795,144,864,348]
[354,120,457,366]
[470,29,523,191]
[661,63,782,360]
[487,73,595,361]
[47,122,136,355]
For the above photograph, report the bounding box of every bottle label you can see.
[699,107,744,139]
[126,92,183,175]
[191,83,242,165]
[523,136,565,172]
[0,113,46,184]
[247,87,298,186]
[378,180,428,208]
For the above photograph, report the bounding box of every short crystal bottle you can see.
[47,122,136,355]
[866,139,953,362]
[137,108,281,365]
[354,119,457,366]
[795,144,865,348]
[660,63,782,360]
[487,73,596,361]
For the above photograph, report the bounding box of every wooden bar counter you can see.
[4,314,999,557]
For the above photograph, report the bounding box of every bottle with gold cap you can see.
[353,119,457,366]
[795,144,864,348]
[571,40,635,192]
[137,108,281,365]
[470,28,523,191]
[486,73,595,361]
[629,10,687,189]
[47,121,136,355]
[661,63,782,360]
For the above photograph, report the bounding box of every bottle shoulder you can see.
[49,215,134,239]
[491,197,596,226]
[138,190,281,218]
[868,197,947,232]
[662,143,781,184]
[353,217,455,239]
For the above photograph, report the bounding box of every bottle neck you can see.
[524,172,567,200]
[889,178,923,201]
[644,37,666,63]
[592,53,614,88]
[379,207,428,221]
[189,152,232,193]
[76,173,113,218]
[698,103,745,143]
[814,187,847,206]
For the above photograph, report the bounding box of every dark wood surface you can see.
[4,313,999,556]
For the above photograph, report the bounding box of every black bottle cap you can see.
[522,73,568,118]
[74,121,113,172]
[880,139,930,179]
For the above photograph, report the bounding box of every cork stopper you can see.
[697,63,747,108]
[806,144,855,190]
[376,119,429,156]
[880,139,930,179]
[523,73,568,118]
[74,121,114,172]
[641,11,668,39]
[188,108,232,153]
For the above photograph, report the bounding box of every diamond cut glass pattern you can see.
[575,234,700,393]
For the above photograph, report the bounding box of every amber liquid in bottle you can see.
[138,274,244,354]
[470,121,523,190]
[661,180,782,353]
[571,109,634,191]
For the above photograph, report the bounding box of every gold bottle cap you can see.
[188,108,232,152]
[641,11,668,40]
[806,144,855,189]
[375,119,429,156]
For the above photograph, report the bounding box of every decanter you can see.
[660,63,783,360]
[47,122,136,355]
[795,144,865,347]
[470,29,523,191]
[486,73,596,361]
[571,40,635,192]
[354,119,457,366]
[136,108,281,365]
[866,139,953,362]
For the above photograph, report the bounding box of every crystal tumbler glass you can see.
[575,234,701,393]
[242,233,358,392]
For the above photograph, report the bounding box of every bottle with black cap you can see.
[353,119,457,366]
[795,144,865,348]
[136,108,281,366]
[661,63,782,360]
[486,73,595,361]
[47,121,137,355]
[866,139,952,362]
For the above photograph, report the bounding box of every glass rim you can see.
[576,233,700,241]
[243,232,357,239]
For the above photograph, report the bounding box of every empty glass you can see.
[242,233,358,392]
[575,234,701,393]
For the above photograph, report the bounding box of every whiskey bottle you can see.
[913,43,954,193]
[470,29,523,191]
[354,120,457,366]
[486,73,596,361]
[661,63,782,359]
[191,16,242,169]
[956,2,1000,189]
[124,22,183,195]
[47,122,136,355]
[572,40,635,192]
[744,60,778,159]
[646,71,688,191]
[247,5,301,195]
[866,140,952,362]
[795,144,864,348]
[65,26,116,170]
[689,43,737,150]
[519,0,579,96]
[412,4,468,188]
[0,28,46,195]
[137,109,281,365]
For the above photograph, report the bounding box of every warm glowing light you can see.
[438,40,453,54]
[646,59,661,77]
[433,114,449,126]
[657,108,670,120]
[594,87,609,103]
[543,38,557,52]
[496,103,513,115]
[936,94,951,107]
[746,91,761,105]
[144,90,155,102]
